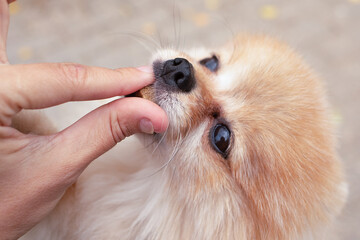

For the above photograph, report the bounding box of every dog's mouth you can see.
[126,60,189,134]
[127,84,156,102]
[127,59,198,141]
[126,61,164,103]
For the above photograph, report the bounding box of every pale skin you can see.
[0,0,169,239]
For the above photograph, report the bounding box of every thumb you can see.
[52,97,168,171]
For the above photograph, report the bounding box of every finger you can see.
[49,97,168,173]
[0,0,10,63]
[0,63,154,120]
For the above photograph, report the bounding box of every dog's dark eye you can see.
[199,55,219,72]
[210,124,231,158]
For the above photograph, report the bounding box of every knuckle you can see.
[49,134,84,183]
[109,111,133,143]
[58,63,88,90]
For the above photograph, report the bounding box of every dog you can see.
[20,34,347,239]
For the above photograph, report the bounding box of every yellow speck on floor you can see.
[17,46,33,61]
[204,0,220,11]
[142,22,157,36]
[332,109,343,126]
[9,1,20,15]
[259,5,278,20]
[192,12,210,27]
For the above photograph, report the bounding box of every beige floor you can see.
[7,0,360,239]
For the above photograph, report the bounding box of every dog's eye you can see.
[199,55,219,72]
[210,124,231,158]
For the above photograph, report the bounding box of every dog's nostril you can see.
[174,72,189,91]
[173,58,183,66]
[174,72,185,82]
[161,58,196,92]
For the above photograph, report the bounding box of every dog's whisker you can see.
[120,32,160,55]
[128,31,161,49]
[172,4,182,51]
[164,129,181,170]
[164,124,193,176]
[145,139,182,178]
[154,26,168,50]
[172,4,178,51]
[213,15,237,63]
[151,123,190,178]
[152,129,168,155]
[106,31,160,50]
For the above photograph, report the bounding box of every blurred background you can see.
[7,0,359,239]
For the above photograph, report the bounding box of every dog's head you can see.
[135,34,347,239]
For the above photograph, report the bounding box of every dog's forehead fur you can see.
[158,36,311,141]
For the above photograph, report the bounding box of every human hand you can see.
[0,1,168,239]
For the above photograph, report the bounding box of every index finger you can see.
[0,0,10,63]
[0,63,154,111]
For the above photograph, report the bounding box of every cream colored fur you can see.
[19,34,347,240]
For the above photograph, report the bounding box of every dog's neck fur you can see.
[21,136,326,240]
[20,136,247,240]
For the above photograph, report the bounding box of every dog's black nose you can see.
[161,58,195,92]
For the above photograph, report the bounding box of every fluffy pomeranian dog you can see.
[20,34,347,240]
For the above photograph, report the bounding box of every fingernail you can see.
[136,65,153,73]
[139,118,154,134]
